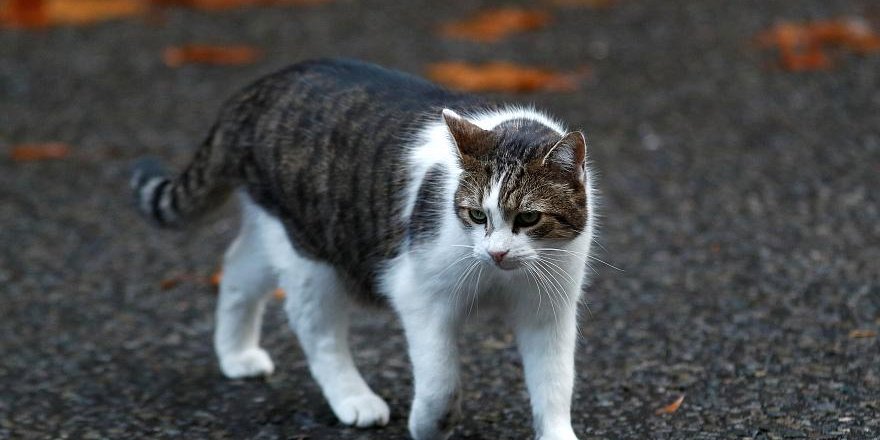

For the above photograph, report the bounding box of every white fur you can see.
[390,107,593,440]
[213,107,594,440]
[215,194,389,427]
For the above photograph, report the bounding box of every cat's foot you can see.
[408,400,458,440]
[330,392,390,428]
[537,426,579,440]
[219,348,275,379]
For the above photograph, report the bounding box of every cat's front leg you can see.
[392,291,462,440]
[514,299,580,440]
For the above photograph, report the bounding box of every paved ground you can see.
[1,0,879,438]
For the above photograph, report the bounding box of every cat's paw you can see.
[538,426,579,440]
[219,348,275,379]
[330,392,390,428]
[408,403,457,440]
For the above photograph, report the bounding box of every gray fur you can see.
[133,58,488,301]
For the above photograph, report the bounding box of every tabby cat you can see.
[133,58,596,440]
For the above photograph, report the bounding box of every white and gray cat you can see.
[132,58,596,440]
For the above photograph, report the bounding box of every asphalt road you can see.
[1,0,879,438]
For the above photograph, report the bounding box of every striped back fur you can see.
[131,58,589,300]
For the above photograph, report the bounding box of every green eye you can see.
[468,209,487,224]
[515,211,541,227]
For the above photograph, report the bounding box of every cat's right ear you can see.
[442,109,493,158]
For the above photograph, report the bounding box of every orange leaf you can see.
[210,270,223,287]
[655,395,684,415]
[1,0,147,28]
[756,17,880,71]
[849,329,877,339]
[163,44,263,67]
[150,0,330,11]
[9,142,71,161]
[273,288,286,300]
[426,61,587,93]
[440,8,551,43]
[160,276,184,291]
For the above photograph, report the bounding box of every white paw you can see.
[538,426,578,440]
[330,392,390,428]
[408,402,457,440]
[219,348,275,379]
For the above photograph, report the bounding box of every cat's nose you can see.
[488,250,509,264]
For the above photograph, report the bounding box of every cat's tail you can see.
[131,128,233,228]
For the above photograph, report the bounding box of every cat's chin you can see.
[494,260,524,271]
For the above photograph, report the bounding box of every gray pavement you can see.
[1,0,879,438]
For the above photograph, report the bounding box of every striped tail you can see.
[131,131,232,228]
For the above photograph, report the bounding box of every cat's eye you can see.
[515,211,541,228]
[468,209,487,224]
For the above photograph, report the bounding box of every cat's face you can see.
[444,110,588,271]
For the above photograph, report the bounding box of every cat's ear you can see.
[541,131,587,181]
[442,109,493,158]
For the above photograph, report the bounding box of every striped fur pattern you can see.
[132,58,595,440]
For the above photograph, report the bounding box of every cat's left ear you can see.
[542,131,587,181]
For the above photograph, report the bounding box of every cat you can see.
[132,58,595,440]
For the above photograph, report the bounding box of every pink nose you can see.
[489,250,509,264]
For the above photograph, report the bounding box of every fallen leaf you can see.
[150,0,330,11]
[210,270,222,287]
[160,276,184,291]
[440,8,551,43]
[160,271,219,291]
[655,394,684,415]
[849,329,877,339]
[9,143,71,161]
[427,61,587,93]
[1,0,147,28]
[273,288,285,300]
[756,17,880,71]
[163,44,264,67]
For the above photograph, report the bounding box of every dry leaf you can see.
[849,329,877,339]
[757,17,880,71]
[210,270,222,287]
[1,0,147,28]
[273,288,286,300]
[427,61,587,93]
[440,8,551,43]
[9,143,71,161]
[150,0,330,11]
[655,395,684,415]
[160,276,184,291]
[163,45,263,67]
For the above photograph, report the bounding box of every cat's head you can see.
[443,109,589,271]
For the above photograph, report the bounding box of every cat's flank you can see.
[132,58,595,440]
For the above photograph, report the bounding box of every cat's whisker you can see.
[433,253,478,279]
[524,264,542,316]
[592,237,609,253]
[535,248,624,272]
[534,259,569,306]
[466,264,485,319]
[537,257,579,287]
[531,261,561,328]
[538,258,592,317]
[449,260,479,311]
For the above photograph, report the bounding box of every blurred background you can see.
[1,0,878,438]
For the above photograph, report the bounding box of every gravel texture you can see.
[1,0,879,438]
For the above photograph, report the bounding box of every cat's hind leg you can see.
[281,258,390,428]
[214,195,279,379]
